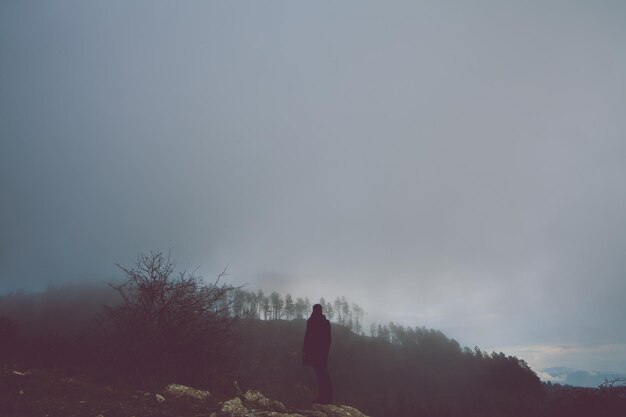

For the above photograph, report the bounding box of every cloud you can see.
[1,0,626,374]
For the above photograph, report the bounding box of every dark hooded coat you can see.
[302,312,331,366]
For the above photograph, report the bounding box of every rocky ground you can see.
[0,365,369,417]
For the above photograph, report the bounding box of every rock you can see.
[232,381,242,396]
[12,370,31,376]
[164,383,211,400]
[243,389,272,408]
[142,381,369,417]
[311,404,370,417]
[242,389,287,412]
[243,389,268,402]
[272,400,288,412]
[219,397,249,417]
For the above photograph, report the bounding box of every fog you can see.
[1,1,625,375]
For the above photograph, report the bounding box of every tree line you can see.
[227,288,366,335]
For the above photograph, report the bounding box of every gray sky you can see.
[1,1,625,376]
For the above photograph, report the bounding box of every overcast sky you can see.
[1,1,625,376]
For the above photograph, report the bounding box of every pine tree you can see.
[257,290,265,318]
[269,291,284,319]
[295,297,306,319]
[262,295,270,320]
[284,294,295,320]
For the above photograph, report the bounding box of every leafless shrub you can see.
[98,251,238,388]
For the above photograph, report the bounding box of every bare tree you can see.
[99,251,237,387]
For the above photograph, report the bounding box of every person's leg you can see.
[320,364,333,403]
[314,362,333,404]
[313,364,323,402]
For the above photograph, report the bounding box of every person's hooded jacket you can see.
[302,310,331,366]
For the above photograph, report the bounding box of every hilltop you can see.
[1,364,370,417]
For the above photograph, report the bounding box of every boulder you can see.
[243,389,271,408]
[219,397,249,417]
[149,381,369,417]
[243,389,287,412]
[164,383,211,400]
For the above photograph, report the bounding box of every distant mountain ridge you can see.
[540,366,626,388]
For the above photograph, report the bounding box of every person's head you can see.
[312,304,323,316]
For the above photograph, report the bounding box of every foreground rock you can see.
[164,383,211,400]
[218,397,249,417]
[243,389,287,412]
[211,386,370,417]
[153,380,369,417]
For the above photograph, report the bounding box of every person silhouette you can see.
[302,303,333,404]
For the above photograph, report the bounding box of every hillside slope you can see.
[231,318,544,417]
